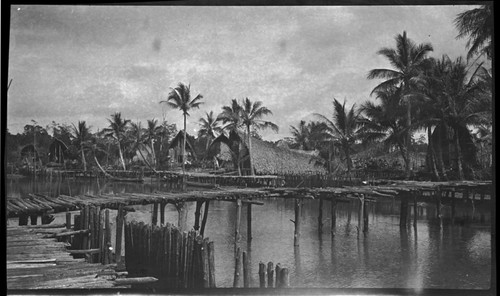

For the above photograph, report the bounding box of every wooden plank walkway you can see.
[6,180,492,218]
[7,225,121,290]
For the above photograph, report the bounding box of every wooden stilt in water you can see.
[331,195,337,235]
[194,201,203,231]
[152,202,159,226]
[160,201,167,225]
[201,238,210,288]
[413,192,418,228]
[363,196,368,232]
[279,268,289,288]
[66,211,72,229]
[347,200,352,225]
[259,262,266,288]
[267,261,274,288]
[208,241,216,287]
[275,263,282,288]
[235,199,242,244]
[200,200,210,237]
[104,209,111,264]
[436,188,442,220]
[115,204,124,265]
[247,201,252,242]
[233,247,241,287]
[451,191,456,225]
[176,202,188,232]
[400,194,408,228]
[318,198,323,234]
[30,214,38,225]
[242,251,249,287]
[294,198,301,246]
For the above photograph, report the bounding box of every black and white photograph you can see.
[3,2,494,295]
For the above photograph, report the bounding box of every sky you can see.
[6,4,484,141]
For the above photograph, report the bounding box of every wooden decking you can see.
[6,180,492,218]
[7,225,121,290]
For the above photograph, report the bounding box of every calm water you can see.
[6,177,492,289]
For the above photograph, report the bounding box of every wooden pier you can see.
[7,225,126,289]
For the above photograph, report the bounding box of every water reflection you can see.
[5,178,492,289]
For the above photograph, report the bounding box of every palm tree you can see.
[315,99,363,175]
[160,83,203,172]
[71,121,91,171]
[367,31,433,178]
[103,112,130,170]
[290,120,329,151]
[290,120,309,150]
[198,111,223,159]
[217,99,243,132]
[360,87,410,172]
[146,119,162,168]
[454,4,493,60]
[239,98,279,175]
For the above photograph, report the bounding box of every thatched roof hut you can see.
[212,131,327,175]
[168,131,197,163]
[48,138,69,163]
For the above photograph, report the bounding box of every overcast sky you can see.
[7,4,482,141]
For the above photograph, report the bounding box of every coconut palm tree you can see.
[103,112,130,170]
[454,4,493,60]
[198,111,223,159]
[290,120,329,151]
[239,98,279,175]
[217,99,243,132]
[367,31,433,178]
[71,121,91,171]
[315,99,363,175]
[360,87,410,172]
[160,83,203,172]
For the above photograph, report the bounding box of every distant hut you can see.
[212,131,327,175]
[168,130,197,165]
[48,138,69,164]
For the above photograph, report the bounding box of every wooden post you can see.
[363,197,368,232]
[98,209,104,263]
[115,204,124,265]
[400,194,408,228]
[331,195,337,234]
[280,268,289,288]
[267,262,274,288]
[318,198,323,234]
[413,192,418,228]
[242,251,249,287]
[275,264,282,288]
[451,191,456,225]
[247,202,252,242]
[194,201,203,231]
[201,238,209,288]
[160,201,167,225]
[176,202,188,232]
[233,247,241,287]
[235,199,242,244]
[200,201,210,237]
[436,188,442,220]
[259,262,267,288]
[294,198,301,246]
[152,202,159,226]
[104,209,111,264]
[347,199,352,225]
[208,241,216,288]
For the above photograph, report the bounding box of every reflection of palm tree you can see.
[71,121,91,171]
[315,99,363,175]
[454,4,493,60]
[367,31,433,179]
[240,98,278,175]
[160,83,203,172]
[198,111,222,159]
[103,112,130,170]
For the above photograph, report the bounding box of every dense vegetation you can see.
[5,6,492,181]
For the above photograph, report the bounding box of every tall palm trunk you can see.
[81,144,87,171]
[94,154,113,178]
[137,144,158,173]
[435,129,448,180]
[150,139,157,168]
[182,114,187,172]
[427,126,440,180]
[344,144,351,177]
[405,101,412,179]
[117,141,126,170]
[247,126,255,175]
[455,128,465,180]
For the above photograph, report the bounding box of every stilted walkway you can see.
[7,225,122,289]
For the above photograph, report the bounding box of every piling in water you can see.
[331,195,337,234]
[318,198,323,234]
[200,201,210,237]
[242,251,249,287]
[294,198,301,246]
[247,202,252,242]
[259,262,266,288]
[267,261,274,288]
[233,247,241,287]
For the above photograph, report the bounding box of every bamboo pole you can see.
[233,247,241,287]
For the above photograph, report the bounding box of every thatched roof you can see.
[213,131,327,175]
